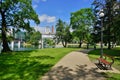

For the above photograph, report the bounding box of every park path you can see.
[42,49,120,80]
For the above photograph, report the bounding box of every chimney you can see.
[52,26,54,33]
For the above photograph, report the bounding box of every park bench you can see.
[97,54,114,69]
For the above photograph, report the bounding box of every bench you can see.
[97,54,114,69]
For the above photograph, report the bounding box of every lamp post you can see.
[99,10,104,58]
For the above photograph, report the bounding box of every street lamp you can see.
[99,9,104,58]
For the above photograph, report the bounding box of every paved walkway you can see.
[42,49,120,80]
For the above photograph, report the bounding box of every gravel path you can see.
[42,49,120,80]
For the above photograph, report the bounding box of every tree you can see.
[0,0,40,52]
[70,8,94,48]
[25,27,35,43]
[29,31,41,45]
[43,38,55,48]
[55,19,64,44]
[55,19,72,47]
[61,25,72,47]
[112,1,120,45]
[84,30,92,49]
[92,0,120,49]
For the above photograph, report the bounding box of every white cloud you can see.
[33,4,38,9]
[39,14,56,23]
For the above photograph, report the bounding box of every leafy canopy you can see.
[0,0,40,52]
[0,0,40,31]
[70,8,94,47]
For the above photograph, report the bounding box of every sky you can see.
[32,0,94,27]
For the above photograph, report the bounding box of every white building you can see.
[34,26,56,48]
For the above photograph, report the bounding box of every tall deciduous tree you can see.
[55,19,72,47]
[70,8,94,48]
[92,0,120,49]
[112,1,120,45]
[55,19,64,44]
[0,0,40,52]
[61,24,72,47]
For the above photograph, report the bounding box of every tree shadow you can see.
[42,65,106,80]
[87,49,120,71]
[114,57,120,60]
[95,63,112,70]
[88,49,120,57]
[78,49,93,54]
[0,50,54,80]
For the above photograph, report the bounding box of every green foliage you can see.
[55,19,65,43]
[88,47,120,70]
[71,8,94,29]
[0,48,79,80]
[112,14,120,44]
[62,25,72,42]
[44,38,55,47]
[70,8,94,48]
[105,73,120,80]
[92,0,120,49]
[56,19,72,47]
[0,0,40,30]
[0,0,40,52]
[0,33,1,42]
[88,46,120,80]
[7,36,14,43]
[25,28,41,45]
[29,31,41,45]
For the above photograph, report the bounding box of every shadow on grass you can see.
[88,48,120,71]
[0,50,54,80]
[42,65,106,80]
[115,57,120,60]
[95,63,113,70]
[77,49,93,54]
[88,49,120,56]
[88,49,120,63]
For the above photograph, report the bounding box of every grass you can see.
[88,46,120,80]
[103,73,120,80]
[0,48,79,80]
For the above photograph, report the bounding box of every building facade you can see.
[34,26,56,48]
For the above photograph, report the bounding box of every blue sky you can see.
[32,0,93,27]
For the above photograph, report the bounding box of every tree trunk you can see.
[104,42,107,46]
[87,43,89,49]
[107,26,111,49]
[62,40,67,48]
[79,40,82,48]
[94,43,96,50]
[107,2,112,50]
[1,13,11,52]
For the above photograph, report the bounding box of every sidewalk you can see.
[42,49,120,80]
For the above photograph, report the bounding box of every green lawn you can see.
[0,48,79,80]
[88,47,120,80]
